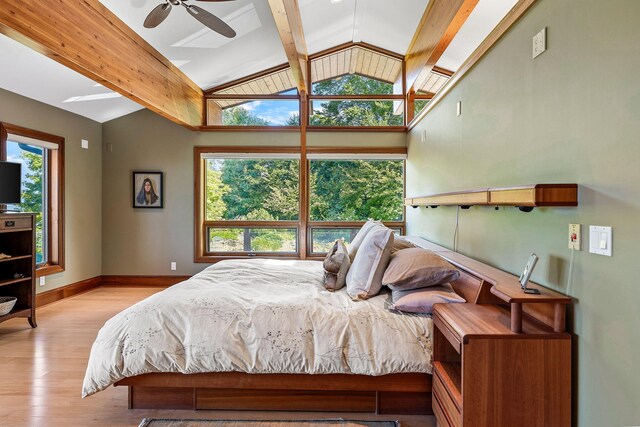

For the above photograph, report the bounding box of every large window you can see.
[197,152,300,258]
[195,148,405,261]
[1,123,64,275]
[307,156,405,254]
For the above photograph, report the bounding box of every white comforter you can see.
[82,259,433,397]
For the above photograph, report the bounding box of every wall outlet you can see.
[81,139,89,149]
[533,27,547,58]
[170,262,177,271]
[39,276,46,287]
[421,129,427,143]
[569,223,581,250]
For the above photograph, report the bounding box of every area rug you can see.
[139,419,399,427]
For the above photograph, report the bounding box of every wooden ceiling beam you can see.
[0,0,203,128]
[268,0,309,94]
[398,0,479,95]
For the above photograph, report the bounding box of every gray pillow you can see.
[346,227,394,300]
[323,240,351,291]
[390,283,465,314]
[347,219,383,262]
[383,247,460,291]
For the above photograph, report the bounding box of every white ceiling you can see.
[0,0,517,123]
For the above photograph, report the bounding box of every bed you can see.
[83,247,487,414]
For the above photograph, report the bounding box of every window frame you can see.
[0,122,65,277]
[305,153,406,258]
[194,146,303,262]
[194,146,406,262]
[203,43,410,132]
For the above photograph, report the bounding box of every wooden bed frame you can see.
[115,237,567,414]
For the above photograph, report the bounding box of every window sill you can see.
[36,264,64,277]
[195,254,300,263]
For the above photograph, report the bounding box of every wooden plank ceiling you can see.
[311,46,402,85]
[0,0,203,128]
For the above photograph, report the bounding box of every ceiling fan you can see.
[144,0,237,38]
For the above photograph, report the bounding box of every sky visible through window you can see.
[222,89,299,126]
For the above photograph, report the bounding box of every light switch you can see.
[589,225,612,256]
[81,139,89,149]
[456,101,462,116]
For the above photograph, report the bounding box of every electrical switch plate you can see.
[170,262,177,271]
[589,225,612,256]
[421,130,427,143]
[81,139,89,149]
[39,276,45,287]
[456,101,462,116]
[569,223,581,250]
[533,27,547,58]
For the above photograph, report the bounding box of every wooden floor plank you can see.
[0,286,435,426]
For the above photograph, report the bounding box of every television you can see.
[0,161,22,204]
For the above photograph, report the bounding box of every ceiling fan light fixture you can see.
[144,0,237,38]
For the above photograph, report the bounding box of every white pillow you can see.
[346,227,394,300]
[347,219,383,261]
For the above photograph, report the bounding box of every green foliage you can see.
[218,159,299,221]
[312,74,393,95]
[310,74,403,126]
[415,99,429,116]
[251,229,295,252]
[222,106,270,126]
[310,160,404,221]
[205,167,230,220]
[19,151,45,263]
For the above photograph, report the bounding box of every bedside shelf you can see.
[405,183,578,210]
[0,276,32,287]
[433,303,571,426]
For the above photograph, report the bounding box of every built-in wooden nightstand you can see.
[432,303,571,427]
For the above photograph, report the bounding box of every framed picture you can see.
[132,171,163,208]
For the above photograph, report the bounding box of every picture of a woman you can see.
[133,172,163,208]
[136,178,159,206]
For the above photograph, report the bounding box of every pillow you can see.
[323,240,351,291]
[391,235,418,254]
[347,219,383,261]
[390,283,465,314]
[346,227,394,300]
[382,247,460,291]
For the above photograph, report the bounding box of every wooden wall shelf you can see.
[406,184,578,210]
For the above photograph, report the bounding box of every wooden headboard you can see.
[407,237,572,333]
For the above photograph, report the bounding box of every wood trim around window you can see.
[0,122,65,276]
[306,222,406,258]
[194,146,406,262]
[194,146,302,262]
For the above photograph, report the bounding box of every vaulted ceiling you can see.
[0,0,517,123]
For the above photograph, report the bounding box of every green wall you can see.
[0,88,103,292]
[406,1,640,425]
[101,109,405,275]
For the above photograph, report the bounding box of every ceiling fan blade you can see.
[144,3,172,28]
[185,5,236,38]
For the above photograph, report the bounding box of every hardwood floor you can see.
[0,286,435,427]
